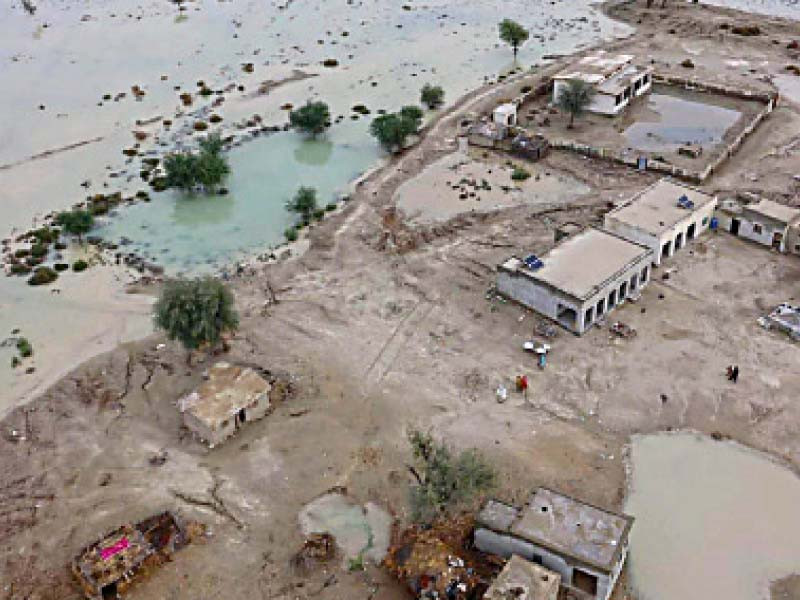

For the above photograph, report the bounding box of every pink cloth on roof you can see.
[100,537,129,560]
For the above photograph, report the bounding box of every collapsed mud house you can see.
[178,362,272,448]
[483,554,561,600]
[551,52,652,117]
[474,488,633,600]
[497,228,653,335]
[603,178,717,266]
[72,512,191,600]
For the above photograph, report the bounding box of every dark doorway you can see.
[557,304,578,331]
[608,289,617,308]
[238,408,247,426]
[573,569,599,596]
[619,281,628,300]
[661,240,672,261]
[772,232,783,250]
[687,223,697,240]
[533,554,543,566]
[596,298,606,318]
[730,218,740,236]
[675,232,684,251]
[630,273,639,292]
[101,583,118,600]
[584,307,594,328]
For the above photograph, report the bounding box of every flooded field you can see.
[626,433,800,600]
[624,89,742,153]
[703,0,799,18]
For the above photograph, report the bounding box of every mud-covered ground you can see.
[2,2,800,599]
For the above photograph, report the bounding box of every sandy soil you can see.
[2,2,800,599]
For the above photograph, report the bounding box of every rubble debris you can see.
[609,321,637,339]
[758,303,800,341]
[483,555,560,600]
[290,533,337,575]
[72,512,199,600]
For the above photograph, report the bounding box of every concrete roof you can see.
[483,555,561,600]
[596,64,652,95]
[179,362,270,428]
[743,199,800,225]
[553,52,634,84]
[606,179,717,236]
[74,525,152,589]
[476,489,634,573]
[500,228,651,301]
[494,103,517,117]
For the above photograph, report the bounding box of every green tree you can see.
[55,209,94,241]
[370,106,423,153]
[406,429,496,524]
[556,78,596,128]
[163,134,229,193]
[153,277,239,357]
[286,186,318,221]
[499,19,529,58]
[289,101,331,138]
[420,84,445,109]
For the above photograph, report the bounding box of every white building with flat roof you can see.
[475,488,634,600]
[604,179,717,266]
[716,198,800,254]
[552,52,653,116]
[497,227,653,335]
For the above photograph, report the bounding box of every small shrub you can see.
[54,263,69,272]
[284,227,298,242]
[193,121,208,131]
[731,25,760,36]
[199,86,214,97]
[420,84,445,109]
[312,208,325,221]
[30,243,48,257]
[351,104,370,115]
[11,356,20,368]
[14,249,30,259]
[347,555,365,572]
[511,166,531,181]
[681,58,695,69]
[10,263,31,275]
[28,266,58,286]
[16,337,33,358]
[325,202,337,212]
[72,259,89,272]
[322,58,339,67]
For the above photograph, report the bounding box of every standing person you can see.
[732,365,739,383]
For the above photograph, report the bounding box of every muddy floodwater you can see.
[702,0,800,18]
[625,433,800,600]
[623,90,741,153]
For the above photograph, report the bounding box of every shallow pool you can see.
[625,432,800,600]
[624,91,741,153]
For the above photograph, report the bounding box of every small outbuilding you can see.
[483,555,561,600]
[716,198,800,254]
[603,178,717,266]
[497,228,653,335]
[511,133,549,162]
[474,488,634,600]
[493,103,518,127]
[179,362,271,448]
[468,119,508,149]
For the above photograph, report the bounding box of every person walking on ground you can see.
[732,365,739,383]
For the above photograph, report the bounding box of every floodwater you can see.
[625,432,800,600]
[624,90,741,153]
[703,0,800,18]
[299,492,392,564]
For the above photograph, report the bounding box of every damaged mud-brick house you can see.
[72,512,190,600]
[178,362,272,448]
[603,178,717,266]
[551,52,653,116]
[715,197,800,255]
[497,227,653,335]
[483,554,561,600]
[474,488,634,600]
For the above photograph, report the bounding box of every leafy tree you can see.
[163,134,230,193]
[420,84,445,109]
[289,101,331,138]
[286,186,318,221]
[499,19,529,58]
[556,78,596,128]
[406,428,496,524]
[153,277,239,356]
[370,106,423,153]
[55,209,94,241]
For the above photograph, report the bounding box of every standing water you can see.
[625,433,800,600]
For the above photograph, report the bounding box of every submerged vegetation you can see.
[56,209,94,242]
[289,101,331,138]
[499,19,529,58]
[163,134,230,193]
[369,105,424,153]
[420,84,445,109]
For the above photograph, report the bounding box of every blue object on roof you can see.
[524,254,544,271]
[677,194,695,209]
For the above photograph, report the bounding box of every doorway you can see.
[557,304,578,331]
[772,231,784,250]
[687,223,696,240]
[730,218,740,236]
[573,569,599,596]
[101,583,118,600]
[619,281,628,300]
[608,289,617,309]
[661,240,672,261]
[236,408,247,429]
[675,232,684,251]
[596,298,606,318]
